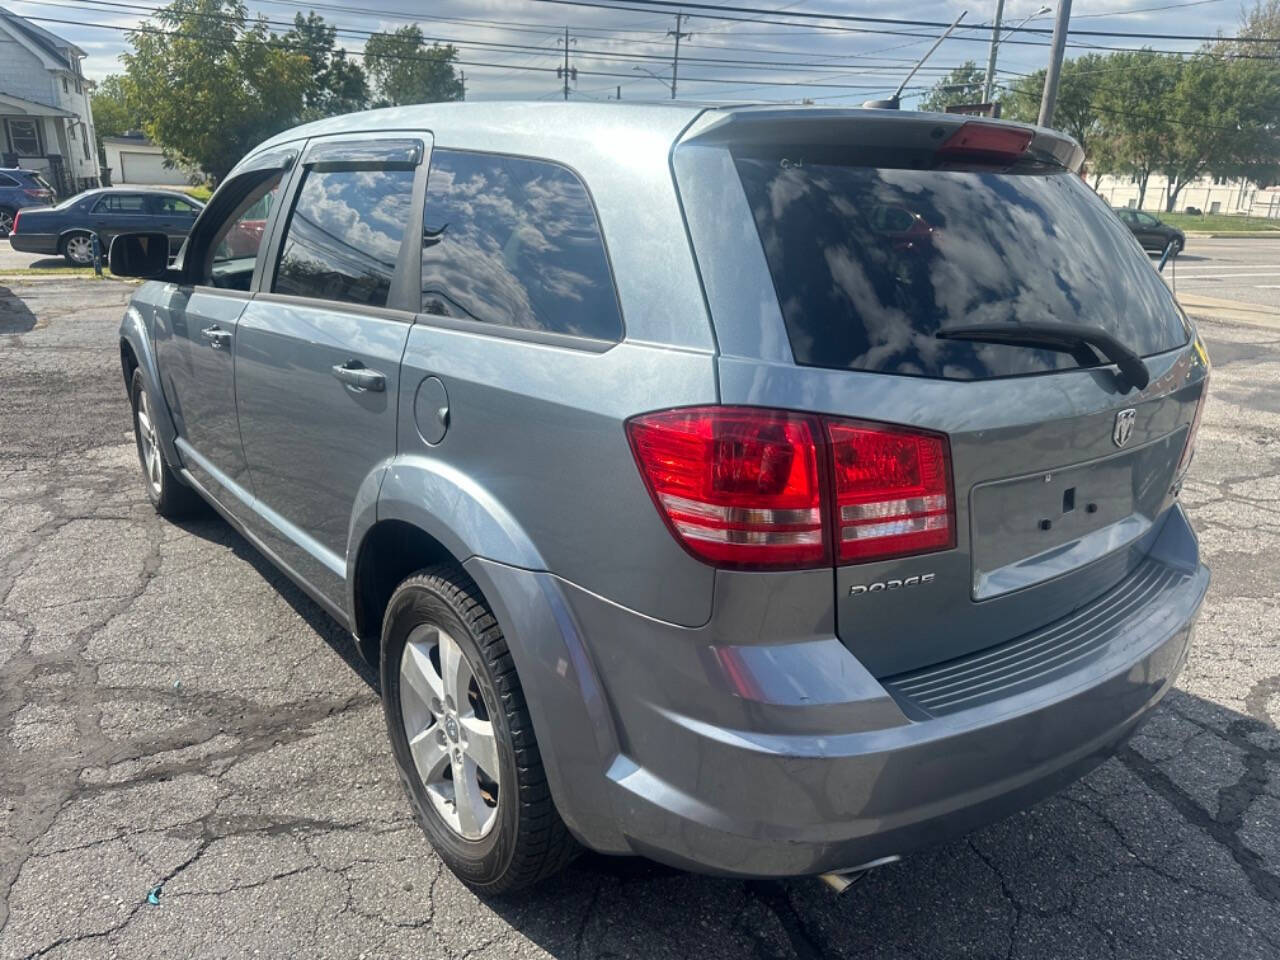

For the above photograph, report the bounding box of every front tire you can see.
[129,368,202,517]
[0,206,15,237]
[380,565,578,895]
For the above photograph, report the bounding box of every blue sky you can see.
[9,0,1251,107]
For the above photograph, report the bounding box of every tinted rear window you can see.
[733,147,1187,380]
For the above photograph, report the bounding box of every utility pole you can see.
[459,70,466,100]
[667,12,691,101]
[982,0,1006,103]
[1038,0,1072,127]
[557,27,577,101]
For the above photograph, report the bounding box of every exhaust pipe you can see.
[817,855,901,895]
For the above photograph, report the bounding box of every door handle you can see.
[331,360,386,392]
[200,325,232,350]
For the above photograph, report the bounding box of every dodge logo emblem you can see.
[1113,408,1136,447]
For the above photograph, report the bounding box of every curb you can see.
[1178,292,1280,330]
[1184,231,1280,239]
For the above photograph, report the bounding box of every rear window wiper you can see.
[936,322,1150,391]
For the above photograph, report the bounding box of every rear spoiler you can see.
[676,107,1085,174]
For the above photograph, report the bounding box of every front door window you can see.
[202,173,285,291]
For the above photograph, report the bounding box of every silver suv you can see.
[112,103,1210,895]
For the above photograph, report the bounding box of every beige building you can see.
[1095,172,1280,218]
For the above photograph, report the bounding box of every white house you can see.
[1095,172,1280,219]
[0,7,99,196]
[102,133,192,186]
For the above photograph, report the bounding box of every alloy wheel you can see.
[399,624,501,841]
[65,234,94,265]
[0,210,13,235]
[135,389,163,496]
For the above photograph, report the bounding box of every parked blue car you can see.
[0,168,56,235]
[10,187,202,265]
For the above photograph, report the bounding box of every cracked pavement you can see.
[1,277,1278,959]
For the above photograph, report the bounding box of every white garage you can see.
[102,135,192,186]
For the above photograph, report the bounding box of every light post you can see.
[632,65,674,96]
[983,4,1051,103]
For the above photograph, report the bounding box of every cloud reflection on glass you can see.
[421,150,623,341]
[735,151,1187,381]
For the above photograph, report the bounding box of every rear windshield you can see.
[733,147,1188,380]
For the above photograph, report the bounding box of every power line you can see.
[22,12,945,90]
[46,0,1018,77]
[515,0,1280,43]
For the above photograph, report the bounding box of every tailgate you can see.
[675,109,1208,678]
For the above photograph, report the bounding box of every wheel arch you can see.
[348,456,545,666]
[119,304,182,466]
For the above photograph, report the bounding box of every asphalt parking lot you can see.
[1,274,1279,960]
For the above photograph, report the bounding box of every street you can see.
[1168,239,1280,309]
[1,276,1278,959]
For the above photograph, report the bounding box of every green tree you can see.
[122,0,310,183]
[1003,53,1107,172]
[364,26,464,106]
[280,12,369,120]
[1089,50,1179,209]
[90,75,141,143]
[916,60,986,113]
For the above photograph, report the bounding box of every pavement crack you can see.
[1118,742,1280,904]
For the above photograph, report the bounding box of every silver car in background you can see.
[112,102,1210,895]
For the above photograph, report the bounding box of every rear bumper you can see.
[468,505,1208,878]
[8,233,59,255]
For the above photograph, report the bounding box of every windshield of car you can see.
[732,145,1188,380]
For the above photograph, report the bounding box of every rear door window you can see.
[733,146,1187,380]
[420,149,623,341]
[273,166,415,308]
[93,194,147,213]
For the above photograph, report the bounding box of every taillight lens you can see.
[626,407,826,569]
[9,210,19,234]
[828,421,954,562]
[627,407,956,569]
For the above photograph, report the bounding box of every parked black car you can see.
[10,188,203,266]
[0,168,57,235]
[1113,207,1185,253]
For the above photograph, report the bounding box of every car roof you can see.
[241,101,1080,180]
[73,187,202,202]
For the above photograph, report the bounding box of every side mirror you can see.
[108,232,171,278]
[1157,239,1178,273]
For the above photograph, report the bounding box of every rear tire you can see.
[0,207,15,237]
[62,231,94,266]
[129,368,202,518]
[380,565,578,895]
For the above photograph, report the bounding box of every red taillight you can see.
[828,421,954,562]
[938,122,1033,163]
[627,407,826,569]
[10,210,20,234]
[627,407,955,569]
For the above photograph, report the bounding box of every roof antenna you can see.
[863,10,967,110]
